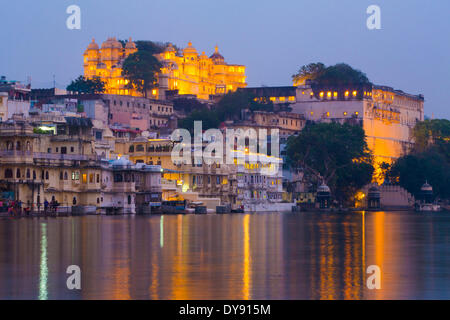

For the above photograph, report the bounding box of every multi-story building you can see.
[0,76,31,121]
[83,38,247,100]
[37,94,174,132]
[0,117,162,214]
[291,84,424,173]
[116,136,287,211]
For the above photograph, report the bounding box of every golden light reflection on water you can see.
[0,211,448,299]
[242,214,251,300]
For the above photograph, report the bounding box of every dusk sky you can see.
[1,0,449,118]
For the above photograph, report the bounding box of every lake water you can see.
[0,211,449,300]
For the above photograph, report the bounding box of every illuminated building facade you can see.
[83,38,247,100]
[83,38,138,96]
[157,42,247,100]
[291,83,425,182]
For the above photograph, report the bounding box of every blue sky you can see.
[0,0,449,118]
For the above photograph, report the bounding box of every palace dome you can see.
[421,182,433,192]
[210,45,224,62]
[317,183,330,193]
[125,37,136,49]
[87,38,99,50]
[165,43,176,53]
[102,37,122,50]
[183,41,198,56]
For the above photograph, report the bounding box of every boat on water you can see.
[161,200,188,214]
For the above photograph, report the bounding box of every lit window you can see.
[345,91,349,97]
[326,112,330,117]
[327,92,331,98]
[310,111,314,116]
[333,92,338,98]
[269,97,276,102]
[353,91,357,97]
[319,92,324,98]
[343,112,348,116]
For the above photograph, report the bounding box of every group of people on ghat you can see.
[0,198,60,216]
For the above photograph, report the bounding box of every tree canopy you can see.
[286,122,374,204]
[388,119,450,200]
[66,76,105,94]
[178,91,274,132]
[292,62,325,85]
[122,41,163,97]
[292,62,371,89]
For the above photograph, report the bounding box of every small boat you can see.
[161,200,188,214]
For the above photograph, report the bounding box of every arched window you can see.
[33,170,36,180]
[5,169,13,179]
[16,141,21,151]
[45,171,49,180]
[64,172,68,180]
[127,195,132,205]
[26,169,30,179]
[26,141,31,151]
[16,168,21,178]
[60,172,63,180]
[6,141,13,151]
[73,197,77,205]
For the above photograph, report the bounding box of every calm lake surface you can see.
[0,211,449,300]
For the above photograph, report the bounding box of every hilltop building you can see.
[83,38,247,100]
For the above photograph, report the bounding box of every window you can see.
[26,169,30,179]
[61,147,67,154]
[72,171,79,180]
[73,197,77,205]
[96,174,100,183]
[33,170,36,180]
[127,195,132,205]
[60,172,64,180]
[89,174,94,183]
[64,172,68,180]
[46,171,49,180]
[82,174,87,183]
[70,147,74,153]
[4,169,13,179]
[16,169,21,178]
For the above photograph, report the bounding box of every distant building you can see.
[83,38,247,100]
[0,76,31,121]
[291,83,424,178]
[39,93,174,132]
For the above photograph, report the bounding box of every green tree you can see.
[388,119,450,199]
[178,109,221,132]
[122,50,162,98]
[412,119,450,158]
[286,122,374,204]
[178,91,273,132]
[292,62,326,85]
[314,63,370,88]
[67,76,105,94]
[389,148,450,199]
